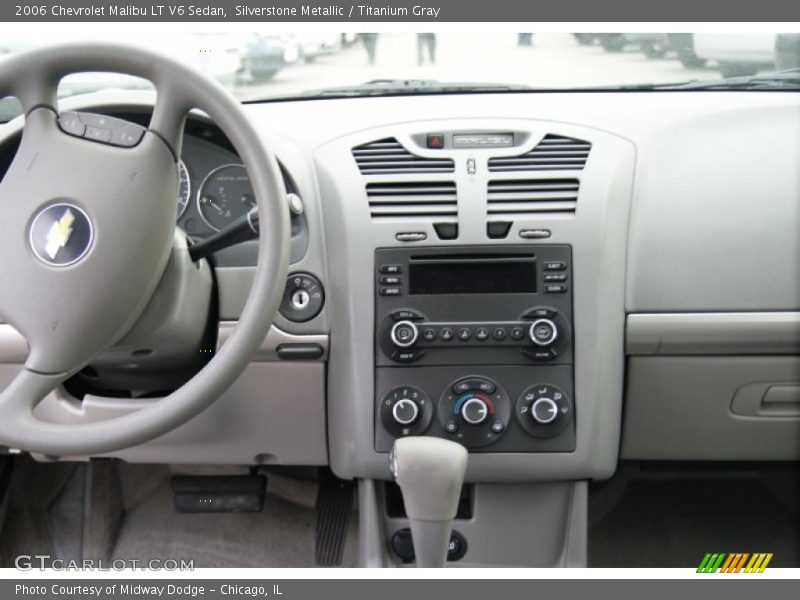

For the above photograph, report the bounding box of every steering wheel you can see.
[0,43,290,456]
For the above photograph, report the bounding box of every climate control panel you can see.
[375,366,575,453]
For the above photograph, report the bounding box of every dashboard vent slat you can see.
[353,137,455,175]
[367,181,457,222]
[488,134,592,172]
[487,179,579,217]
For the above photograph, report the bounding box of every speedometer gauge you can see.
[197,164,255,231]
[176,159,191,219]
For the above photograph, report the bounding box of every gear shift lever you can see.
[390,437,468,567]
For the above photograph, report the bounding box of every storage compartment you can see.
[621,356,800,460]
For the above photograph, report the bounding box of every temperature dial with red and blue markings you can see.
[438,377,511,448]
[455,392,494,425]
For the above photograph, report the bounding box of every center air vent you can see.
[487,179,579,216]
[367,181,458,221]
[353,138,455,175]
[488,134,591,172]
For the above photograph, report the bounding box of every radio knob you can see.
[460,397,489,425]
[392,398,420,426]
[390,320,419,349]
[528,318,558,347]
[531,397,559,425]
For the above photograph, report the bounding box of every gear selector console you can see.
[374,245,575,453]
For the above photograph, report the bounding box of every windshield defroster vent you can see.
[487,179,579,217]
[367,181,458,222]
[488,134,591,172]
[353,138,455,175]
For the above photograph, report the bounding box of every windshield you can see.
[0,28,795,113]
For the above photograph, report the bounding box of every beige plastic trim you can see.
[627,312,800,355]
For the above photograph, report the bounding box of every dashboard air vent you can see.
[367,181,458,222]
[487,179,579,216]
[353,138,455,175]
[488,134,591,172]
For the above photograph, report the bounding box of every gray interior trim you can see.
[381,481,584,567]
[0,361,328,466]
[0,322,328,364]
[622,356,800,460]
[357,479,391,568]
[627,312,800,355]
[217,322,328,361]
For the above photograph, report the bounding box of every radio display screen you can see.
[409,258,536,295]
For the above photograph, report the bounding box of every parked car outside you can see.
[241,34,300,82]
[692,33,777,77]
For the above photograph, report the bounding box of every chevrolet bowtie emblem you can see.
[29,203,93,267]
[44,208,76,260]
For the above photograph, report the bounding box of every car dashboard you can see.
[0,88,797,567]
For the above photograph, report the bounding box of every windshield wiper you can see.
[651,69,800,91]
[301,79,530,97]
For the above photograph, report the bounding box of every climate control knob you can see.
[531,397,559,424]
[528,318,558,347]
[392,398,420,426]
[460,397,489,425]
[515,384,572,438]
[390,320,419,348]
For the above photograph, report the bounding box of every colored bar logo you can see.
[697,552,773,573]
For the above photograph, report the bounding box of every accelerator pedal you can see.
[315,471,355,566]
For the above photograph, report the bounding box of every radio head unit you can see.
[374,245,572,367]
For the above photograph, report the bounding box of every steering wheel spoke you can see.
[0,369,66,445]
[2,64,59,116]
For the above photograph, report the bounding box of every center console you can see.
[374,245,575,454]
[316,116,634,566]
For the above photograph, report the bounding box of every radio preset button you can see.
[440,327,454,341]
[510,326,525,340]
[492,327,507,340]
[457,327,472,341]
[475,327,489,341]
[422,328,437,342]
